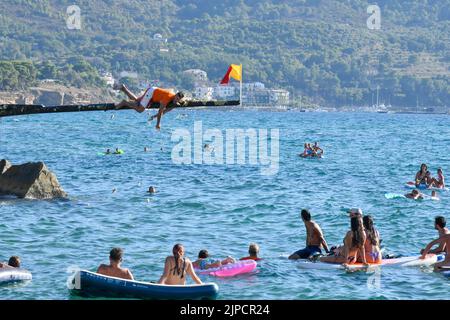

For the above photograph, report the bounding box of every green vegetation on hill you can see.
[0,0,448,107]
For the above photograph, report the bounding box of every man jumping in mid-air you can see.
[114,83,185,130]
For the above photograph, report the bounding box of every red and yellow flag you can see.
[220,64,242,84]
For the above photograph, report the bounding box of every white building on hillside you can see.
[194,86,214,100]
[269,89,290,106]
[101,72,115,87]
[214,85,237,99]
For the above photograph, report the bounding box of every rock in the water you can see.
[0,160,67,199]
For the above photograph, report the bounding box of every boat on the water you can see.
[69,270,219,300]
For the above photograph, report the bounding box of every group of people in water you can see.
[300,142,324,158]
[414,164,445,189]
[287,209,449,271]
[93,243,262,285]
[104,148,124,155]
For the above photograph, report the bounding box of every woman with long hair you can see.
[362,215,382,264]
[158,243,202,285]
[320,217,368,265]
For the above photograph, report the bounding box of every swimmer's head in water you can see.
[301,209,311,222]
[249,243,259,256]
[148,186,156,193]
[109,247,123,263]
[198,249,209,259]
[8,256,20,268]
[435,216,446,229]
[412,189,419,195]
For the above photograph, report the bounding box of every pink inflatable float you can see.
[195,260,257,277]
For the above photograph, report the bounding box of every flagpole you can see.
[240,64,243,107]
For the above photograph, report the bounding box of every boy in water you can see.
[158,244,202,285]
[240,243,262,261]
[431,168,445,189]
[192,249,235,270]
[97,248,134,280]
[289,209,329,260]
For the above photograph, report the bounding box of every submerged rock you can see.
[0,160,67,199]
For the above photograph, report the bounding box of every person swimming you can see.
[192,249,235,270]
[361,215,382,264]
[0,256,21,269]
[405,189,424,200]
[240,243,262,261]
[113,148,124,154]
[158,243,202,285]
[148,186,156,194]
[97,248,134,280]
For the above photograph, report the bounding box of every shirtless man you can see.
[289,209,329,260]
[114,83,185,130]
[158,243,202,285]
[312,142,324,157]
[420,217,450,272]
[97,248,134,280]
[421,216,448,255]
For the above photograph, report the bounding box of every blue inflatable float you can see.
[70,270,219,300]
[0,268,32,284]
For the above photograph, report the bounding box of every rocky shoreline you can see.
[0,83,116,106]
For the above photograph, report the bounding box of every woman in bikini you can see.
[320,216,368,266]
[361,215,382,264]
[158,243,202,285]
[415,163,430,187]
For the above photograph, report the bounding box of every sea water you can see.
[0,109,449,299]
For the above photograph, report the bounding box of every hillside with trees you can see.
[0,0,448,107]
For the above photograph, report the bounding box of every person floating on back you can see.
[97,248,134,280]
[192,249,235,270]
[289,209,329,260]
[158,244,202,285]
[240,243,262,261]
[114,83,186,130]
[420,216,450,271]
[0,256,21,269]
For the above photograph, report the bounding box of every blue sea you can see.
[0,109,449,300]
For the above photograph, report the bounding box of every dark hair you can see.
[435,216,446,228]
[198,249,209,259]
[350,217,364,248]
[176,91,185,99]
[172,243,185,278]
[363,215,378,246]
[248,243,259,255]
[109,248,123,262]
[301,209,311,221]
[8,256,20,268]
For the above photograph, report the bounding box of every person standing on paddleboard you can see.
[114,83,186,130]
